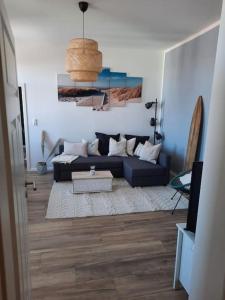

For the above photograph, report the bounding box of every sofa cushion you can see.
[108,137,127,157]
[123,157,166,177]
[82,139,101,156]
[134,143,144,156]
[63,140,88,157]
[126,137,136,156]
[95,132,120,155]
[58,156,123,170]
[139,141,161,164]
[125,134,149,150]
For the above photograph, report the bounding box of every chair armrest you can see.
[169,170,192,189]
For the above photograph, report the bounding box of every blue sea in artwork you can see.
[58,68,142,90]
[97,68,142,89]
[98,68,127,79]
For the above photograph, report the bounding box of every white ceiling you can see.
[5,0,223,49]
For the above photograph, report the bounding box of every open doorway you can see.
[18,86,27,168]
[18,85,31,170]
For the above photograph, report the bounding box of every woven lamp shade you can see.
[65,38,102,82]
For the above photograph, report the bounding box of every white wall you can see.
[16,41,163,170]
[190,0,225,298]
[161,27,218,173]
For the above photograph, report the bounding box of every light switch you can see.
[32,118,38,126]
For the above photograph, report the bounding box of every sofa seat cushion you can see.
[123,157,166,177]
[57,156,123,170]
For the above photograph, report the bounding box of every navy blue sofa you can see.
[53,147,170,187]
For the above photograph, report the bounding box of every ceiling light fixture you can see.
[65,1,102,82]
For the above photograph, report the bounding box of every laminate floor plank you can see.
[27,172,188,300]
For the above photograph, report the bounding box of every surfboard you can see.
[184,96,203,170]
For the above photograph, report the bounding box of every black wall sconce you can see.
[145,98,162,145]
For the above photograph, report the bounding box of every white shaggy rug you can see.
[46,179,188,219]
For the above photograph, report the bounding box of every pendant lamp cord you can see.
[82,11,85,53]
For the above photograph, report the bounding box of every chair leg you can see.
[171,190,178,200]
[171,192,183,215]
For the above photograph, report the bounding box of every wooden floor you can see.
[27,172,188,300]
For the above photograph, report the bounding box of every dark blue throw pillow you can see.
[95,132,120,155]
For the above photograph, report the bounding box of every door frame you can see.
[19,83,31,170]
[0,0,30,298]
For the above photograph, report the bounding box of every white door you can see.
[0,1,30,299]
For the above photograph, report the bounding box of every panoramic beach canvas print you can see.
[57,68,143,111]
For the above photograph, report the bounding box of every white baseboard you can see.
[29,166,53,172]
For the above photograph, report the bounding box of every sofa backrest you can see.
[158,152,171,169]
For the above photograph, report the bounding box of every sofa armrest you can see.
[59,144,64,154]
[158,152,171,170]
[54,144,64,156]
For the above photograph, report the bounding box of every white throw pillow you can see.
[134,142,144,157]
[139,141,161,164]
[108,137,127,157]
[63,141,88,157]
[82,139,101,156]
[126,138,136,156]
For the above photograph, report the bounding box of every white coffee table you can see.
[72,170,113,194]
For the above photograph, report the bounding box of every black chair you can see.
[169,169,192,215]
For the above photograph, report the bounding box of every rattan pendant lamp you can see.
[65,1,102,82]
